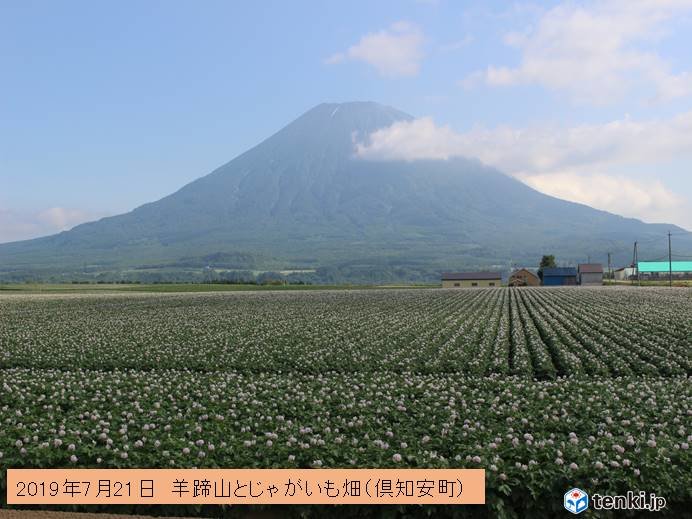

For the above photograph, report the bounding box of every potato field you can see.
[0,287,690,517]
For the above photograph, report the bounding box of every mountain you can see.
[1,101,690,282]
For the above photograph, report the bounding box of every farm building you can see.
[541,267,578,286]
[442,272,502,288]
[578,263,604,286]
[509,268,540,287]
[637,261,692,280]
[614,266,636,281]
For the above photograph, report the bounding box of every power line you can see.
[640,255,670,262]
[607,252,612,280]
[668,231,673,288]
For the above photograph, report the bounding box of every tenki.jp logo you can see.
[564,488,589,514]
[564,488,667,514]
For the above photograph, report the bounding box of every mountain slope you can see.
[1,101,689,281]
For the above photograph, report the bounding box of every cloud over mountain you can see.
[355,112,692,229]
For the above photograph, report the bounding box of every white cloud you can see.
[354,113,692,228]
[325,21,424,77]
[519,172,684,225]
[463,0,692,103]
[0,207,104,243]
[356,112,692,171]
[355,117,465,161]
[36,207,93,231]
[439,35,474,52]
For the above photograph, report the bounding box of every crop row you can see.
[0,288,689,377]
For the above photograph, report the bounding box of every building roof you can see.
[442,271,502,281]
[638,261,692,273]
[542,267,577,277]
[510,268,539,278]
[578,263,603,274]
[615,266,634,272]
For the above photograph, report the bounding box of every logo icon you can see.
[564,488,589,514]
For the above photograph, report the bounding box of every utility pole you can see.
[668,231,673,288]
[607,252,612,281]
[633,241,640,286]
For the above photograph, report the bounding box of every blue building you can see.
[541,267,578,286]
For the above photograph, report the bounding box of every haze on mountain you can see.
[1,102,689,283]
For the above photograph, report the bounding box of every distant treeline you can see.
[1,264,447,285]
[67,278,311,286]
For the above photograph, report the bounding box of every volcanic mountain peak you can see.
[1,101,689,282]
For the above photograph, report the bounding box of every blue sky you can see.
[2,0,692,242]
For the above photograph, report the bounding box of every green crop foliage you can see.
[0,287,690,517]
